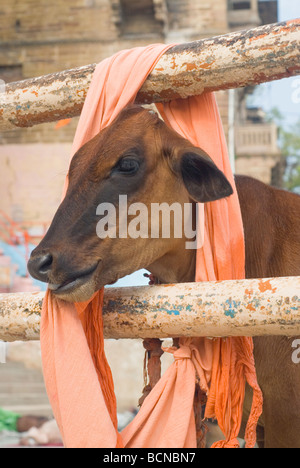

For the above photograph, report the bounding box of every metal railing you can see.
[0,19,299,340]
[0,20,299,131]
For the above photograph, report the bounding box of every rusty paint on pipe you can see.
[0,276,299,342]
[0,20,299,131]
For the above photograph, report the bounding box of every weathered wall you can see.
[166,0,228,40]
[0,143,71,222]
[0,0,119,44]
[235,154,281,185]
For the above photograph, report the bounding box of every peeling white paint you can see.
[0,20,299,131]
[0,276,299,342]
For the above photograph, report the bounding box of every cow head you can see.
[28,106,232,302]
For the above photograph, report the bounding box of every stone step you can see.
[0,383,46,393]
[0,360,51,417]
[0,362,44,379]
[0,372,44,382]
[1,404,53,417]
[0,393,49,403]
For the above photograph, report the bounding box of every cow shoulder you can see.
[235,174,300,279]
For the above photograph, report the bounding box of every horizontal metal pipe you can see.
[0,19,299,131]
[0,276,299,342]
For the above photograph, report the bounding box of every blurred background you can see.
[0,0,299,447]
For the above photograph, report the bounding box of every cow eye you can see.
[115,157,140,175]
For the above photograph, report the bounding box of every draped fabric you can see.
[40,44,263,448]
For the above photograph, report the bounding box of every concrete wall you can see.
[0,143,71,223]
[235,154,281,185]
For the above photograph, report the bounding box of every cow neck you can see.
[147,240,196,285]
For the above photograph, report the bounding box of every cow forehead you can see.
[68,107,162,182]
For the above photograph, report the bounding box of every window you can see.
[118,0,164,37]
[228,0,251,10]
[228,0,261,26]
[0,65,23,84]
[258,0,278,25]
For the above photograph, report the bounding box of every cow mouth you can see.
[48,263,99,296]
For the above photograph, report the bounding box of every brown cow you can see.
[28,106,300,448]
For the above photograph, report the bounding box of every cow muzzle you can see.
[27,250,99,301]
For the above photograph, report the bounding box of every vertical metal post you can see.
[228,88,236,173]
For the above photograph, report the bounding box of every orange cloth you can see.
[40,44,263,448]
[54,118,71,130]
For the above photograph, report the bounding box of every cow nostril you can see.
[28,253,54,282]
[38,254,53,274]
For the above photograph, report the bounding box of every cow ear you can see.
[178,148,233,203]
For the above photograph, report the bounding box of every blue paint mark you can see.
[224,298,241,318]
[225,309,236,318]
[167,310,180,316]
[16,105,22,110]
[158,307,180,316]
